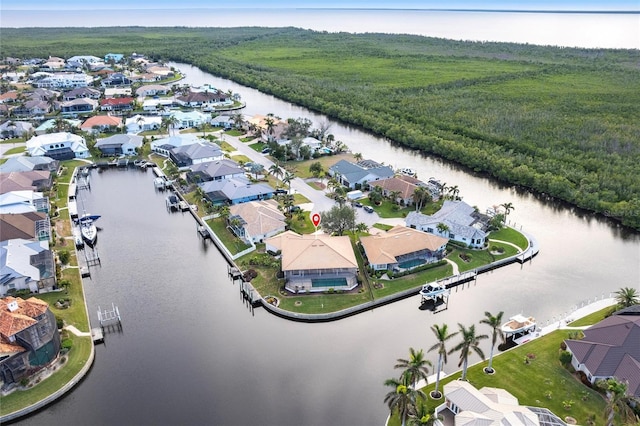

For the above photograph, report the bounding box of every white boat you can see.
[73,227,84,249]
[419,282,450,300]
[399,168,416,176]
[501,314,536,337]
[76,214,100,247]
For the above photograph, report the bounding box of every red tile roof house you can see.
[80,115,123,134]
[100,96,135,112]
[565,308,640,397]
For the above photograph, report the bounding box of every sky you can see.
[3,0,639,11]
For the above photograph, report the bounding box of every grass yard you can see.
[0,335,92,416]
[489,227,530,250]
[224,129,244,137]
[567,306,614,327]
[372,223,393,231]
[370,263,453,298]
[3,146,26,155]
[387,331,607,426]
[240,136,256,142]
[218,141,236,152]
[206,217,252,255]
[361,198,442,219]
[288,153,355,179]
[231,154,251,164]
[249,141,267,152]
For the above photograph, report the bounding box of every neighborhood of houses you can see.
[1,53,639,423]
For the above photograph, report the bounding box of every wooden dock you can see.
[91,327,104,344]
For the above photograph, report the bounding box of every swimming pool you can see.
[397,258,426,269]
[311,278,347,288]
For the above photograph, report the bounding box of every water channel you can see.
[17,63,640,426]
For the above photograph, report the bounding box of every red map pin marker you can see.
[311,213,321,227]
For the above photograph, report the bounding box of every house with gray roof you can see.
[95,134,143,157]
[0,171,52,193]
[405,200,489,248]
[0,121,34,138]
[63,86,101,101]
[0,191,49,214]
[565,309,640,397]
[149,134,201,156]
[0,156,59,174]
[328,159,394,190]
[188,159,245,183]
[169,142,224,168]
[199,176,274,206]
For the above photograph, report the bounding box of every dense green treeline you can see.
[2,27,639,229]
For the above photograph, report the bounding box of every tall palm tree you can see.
[282,171,295,192]
[448,185,460,200]
[389,190,402,205]
[394,347,432,390]
[449,323,488,381]
[599,378,638,426]
[268,162,283,181]
[384,373,426,426]
[353,152,363,162]
[435,222,449,237]
[614,287,639,308]
[428,324,457,398]
[480,311,504,373]
[501,202,514,224]
[167,115,179,136]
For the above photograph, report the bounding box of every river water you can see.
[16,63,640,426]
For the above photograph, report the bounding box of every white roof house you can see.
[171,110,210,129]
[35,73,93,89]
[26,132,89,159]
[95,134,144,156]
[125,114,162,133]
[229,199,286,243]
[0,191,49,214]
[439,380,541,425]
[0,238,54,297]
[150,134,202,157]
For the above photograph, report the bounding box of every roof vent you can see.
[7,300,19,312]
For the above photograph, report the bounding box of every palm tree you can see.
[501,202,514,224]
[389,190,402,205]
[598,378,638,426]
[428,324,457,398]
[435,222,449,237]
[167,115,179,136]
[447,185,460,200]
[268,162,283,181]
[408,404,442,426]
[265,113,275,140]
[232,112,244,130]
[353,152,363,162]
[384,374,426,426]
[355,222,369,233]
[394,347,432,390]
[614,287,639,308]
[282,171,295,192]
[480,311,504,374]
[449,323,488,381]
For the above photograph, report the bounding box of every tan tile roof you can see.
[266,232,357,271]
[359,225,448,265]
[0,296,49,338]
[0,341,26,355]
[229,200,285,239]
[81,115,123,129]
[369,177,419,201]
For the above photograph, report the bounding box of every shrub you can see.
[61,338,73,351]
[56,316,64,329]
[559,350,573,365]
[242,269,258,281]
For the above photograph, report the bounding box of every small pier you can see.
[166,194,179,211]
[91,327,104,344]
[154,177,167,191]
[97,303,123,334]
[77,175,91,190]
[228,265,243,281]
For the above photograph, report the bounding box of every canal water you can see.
[17,65,640,426]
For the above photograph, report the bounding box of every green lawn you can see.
[372,223,393,231]
[288,153,355,179]
[224,129,244,137]
[249,141,267,152]
[206,217,252,255]
[370,263,453,298]
[231,154,251,164]
[292,193,310,205]
[489,227,530,251]
[0,335,92,416]
[3,146,26,155]
[361,198,441,218]
[388,331,607,426]
[218,141,236,152]
[567,306,614,327]
[240,136,257,142]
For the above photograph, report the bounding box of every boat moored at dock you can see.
[501,314,537,338]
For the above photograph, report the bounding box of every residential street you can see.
[218,130,387,227]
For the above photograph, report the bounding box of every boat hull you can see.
[81,224,97,247]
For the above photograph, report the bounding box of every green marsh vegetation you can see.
[4,27,639,229]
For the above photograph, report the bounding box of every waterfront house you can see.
[95,134,143,157]
[169,142,224,168]
[67,55,102,67]
[26,132,89,160]
[328,159,394,190]
[405,200,490,249]
[368,176,427,206]
[0,156,59,174]
[0,297,62,388]
[187,158,245,183]
[199,176,275,205]
[0,171,52,193]
[150,134,201,156]
[359,225,448,271]
[35,72,92,89]
[101,72,132,87]
[0,212,50,242]
[0,239,56,296]
[175,89,227,109]
[80,115,123,134]
[436,380,560,425]
[0,191,49,214]
[565,307,640,397]
[228,199,286,243]
[125,114,162,134]
[265,231,358,293]
[211,115,234,130]
[34,118,82,135]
